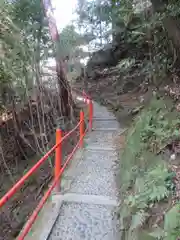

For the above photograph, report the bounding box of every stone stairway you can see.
[47,102,123,240]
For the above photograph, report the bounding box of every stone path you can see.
[48,102,123,240]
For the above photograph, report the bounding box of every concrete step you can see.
[92,128,119,131]
[84,130,118,149]
[93,117,116,121]
[52,193,118,206]
[66,150,118,197]
[84,129,126,151]
[85,130,118,141]
[48,201,120,240]
[86,146,116,151]
[93,120,119,131]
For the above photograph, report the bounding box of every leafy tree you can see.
[76,0,113,49]
[12,0,52,58]
[0,1,32,104]
[58,25,84,57]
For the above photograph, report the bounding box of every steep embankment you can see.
[117,96,180,239]
[74,51,151,127]
[74,25,180,240]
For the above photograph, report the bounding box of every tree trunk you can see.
[163,17,180,50]
[56,57,72,117]
[35,25,43,91]
[150,0,180,52]
[42,0,73,118]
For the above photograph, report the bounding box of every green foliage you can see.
[148,203,180,240]
[164,203,180,240]
[76,0,114,47]
[58,25,86,58]
[165,1,180,17]
[115,0,134,27]
[0,1,32,101]
[119,97,179,240]
[0,0,54,106]
[12,0,52,60]
[148,226,166,239]
[116,58,136,73]
[114,0,176,85]
[130,210,149,230]
[129,97,180,154]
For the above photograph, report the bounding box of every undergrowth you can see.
[119,96,180,240]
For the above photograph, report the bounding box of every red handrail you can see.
[0,120,81,208]
[0,90,93,240]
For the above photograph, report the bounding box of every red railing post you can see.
[80,110,84,147]
[55,128,62,191]
[89,100,93,130]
